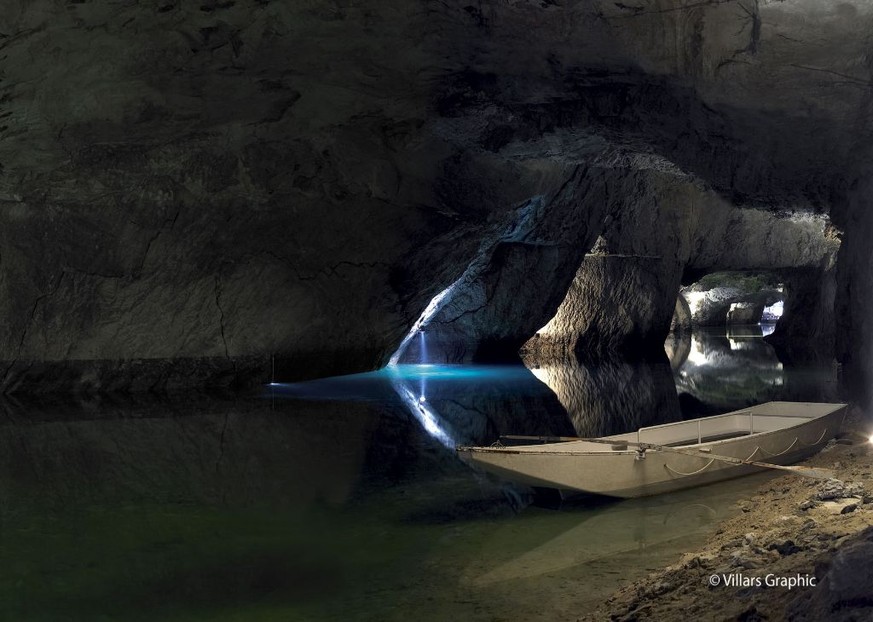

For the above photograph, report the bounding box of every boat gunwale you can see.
[457,402,847,457]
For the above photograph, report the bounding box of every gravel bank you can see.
[583,407,873,622]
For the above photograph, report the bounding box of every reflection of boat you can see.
[458,402,846,498]
[467,477,763,586]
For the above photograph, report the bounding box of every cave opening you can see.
[679,270,785,334]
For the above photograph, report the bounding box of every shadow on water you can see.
[0,337,838,621]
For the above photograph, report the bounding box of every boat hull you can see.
[458,403,846,498]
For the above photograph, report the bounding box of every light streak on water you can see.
[389,373,458,450]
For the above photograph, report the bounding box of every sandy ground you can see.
[582,407,873,622]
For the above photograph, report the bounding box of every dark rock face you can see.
[0,1,870,391]
[834,176,873,402]
[766,266,839,363]
[787,527,873,621]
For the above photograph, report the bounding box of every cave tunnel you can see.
[680,271,786,330]
[1,2,865,401]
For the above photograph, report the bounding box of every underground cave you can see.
[2,1,873,621]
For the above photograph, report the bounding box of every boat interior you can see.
[499,402,845,453]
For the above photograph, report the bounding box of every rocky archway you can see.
[682,272,783,328]
[0,1,866,394]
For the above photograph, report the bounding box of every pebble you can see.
[730,551,761,569]
[767,539,801,556]
[721,537,745,550]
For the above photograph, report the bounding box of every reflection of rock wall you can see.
[673,328,836,415]
[665,328,692,371]
[0,396,380,512]
[670,296,692,334]
[522,352,680,438]
[389,365,573,446]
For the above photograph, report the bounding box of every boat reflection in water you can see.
[466,471,778,587]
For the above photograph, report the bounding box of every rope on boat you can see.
[665,427,830,477]
[800,427,829,447]
[759,428,827,457]
[758,437,798,458]
[663,458,716,476]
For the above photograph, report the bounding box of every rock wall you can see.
[833,174,873,404]
[726,303,763,325]
[687,285,782,327]
[524,169,837,360]
[522,163,687,358]
[392,161,612,364]
[766,266,838,363]
[0,1,870,390]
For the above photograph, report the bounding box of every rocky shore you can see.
[583,407,873,622]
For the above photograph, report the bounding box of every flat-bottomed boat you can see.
[457,401,847,498]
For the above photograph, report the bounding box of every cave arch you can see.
[681,271,784,328]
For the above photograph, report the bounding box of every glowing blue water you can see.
[268,364,549,401]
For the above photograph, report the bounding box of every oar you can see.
[500,434,835,480]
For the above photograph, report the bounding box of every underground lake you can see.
[0,328,838,621]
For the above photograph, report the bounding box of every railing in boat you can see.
[634,409,817,446]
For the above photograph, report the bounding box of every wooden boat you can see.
[457,401,847,498]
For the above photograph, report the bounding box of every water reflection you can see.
[671,326,837,417]
[272,365,576,446]
[0,339,839,621]
[521,352,681,437]
[465,471,777,588]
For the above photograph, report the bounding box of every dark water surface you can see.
[0,329,839,621]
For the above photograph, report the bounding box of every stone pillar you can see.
[524,253,682,359]
[727,303,764,325]
[833,176,873,404]
[766,267,836,363]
